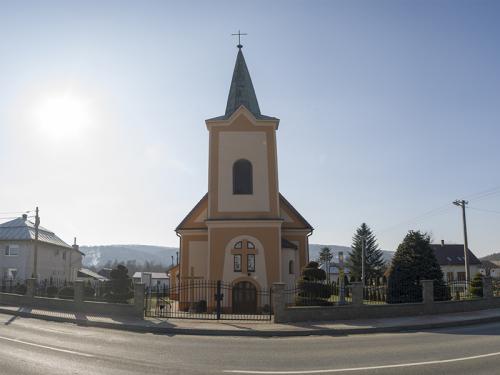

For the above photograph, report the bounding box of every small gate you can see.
[144,280,272,321]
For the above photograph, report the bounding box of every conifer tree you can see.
[387,230,446,303]
[347,223,385,284]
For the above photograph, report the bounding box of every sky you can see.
[1,1,499,257]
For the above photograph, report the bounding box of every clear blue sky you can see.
[1,1,499,256]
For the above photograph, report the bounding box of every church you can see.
[175,42,313,308]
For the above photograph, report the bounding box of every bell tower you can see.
[206,44,280,220]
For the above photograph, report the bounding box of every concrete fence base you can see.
[273,277,499,323]
[0,279,145,319]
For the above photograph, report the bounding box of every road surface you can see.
[0,312,499,374]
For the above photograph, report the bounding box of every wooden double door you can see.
[232,281,257,314]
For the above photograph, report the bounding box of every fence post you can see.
[26,278,36,298]
[482,276,493,299]
[134,283,145,319]
[351,282,363,306]
[420,280,434,305]
[216,280,222,320]
[74,280,84,308]
[272,282,286,323]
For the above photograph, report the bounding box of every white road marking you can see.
[224,351,500,374]
[0,335,94,358]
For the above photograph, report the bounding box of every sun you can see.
[34,93,91,141]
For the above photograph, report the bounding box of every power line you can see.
[468,206,500,215]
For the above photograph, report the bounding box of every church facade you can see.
[175,45,313,297]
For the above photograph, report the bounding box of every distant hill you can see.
[81,243,394,269]
[481,252,500,262]
[81,245,178,268]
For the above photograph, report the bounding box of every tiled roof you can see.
[0,217,71,249]
[431,244,481,266]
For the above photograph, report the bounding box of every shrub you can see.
[296,261,333,306]
[14,283,27,295]
[58,286,74,300]
[470,273,483,298]
[46,286,59,298]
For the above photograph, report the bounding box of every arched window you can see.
[288,260,295,275]
[233,159,253,195]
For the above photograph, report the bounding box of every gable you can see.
[176,194,208,231]
[280,194,313,230]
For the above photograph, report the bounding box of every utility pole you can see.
[171,255,174,267]
[453,200,470,283]
[33,207,40,279]
[361,237,366,286]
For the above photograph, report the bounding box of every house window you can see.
[63,252,67,260]
[457,272,466,281]
[447,272,454,282]
[234,241,243,249]
[247,254,255,272]
[247,241,255,249]
[289,260,295,275]
[233,159,253,195]
[5,245,19,256]
[234,255,242,272]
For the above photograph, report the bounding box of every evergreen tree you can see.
[387,230,446,303]
[470,273,483,298]
[318,247,333,281]
[296,261,332,306]
[347,223,385,284]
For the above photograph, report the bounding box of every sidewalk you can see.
[1,304,500,337]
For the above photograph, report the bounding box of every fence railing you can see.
[35,279,74,299]
[494,281,500,297]
[0,279,27,295]
[284,281,352,306]
[83,279,134,304]
[434,280,482,301]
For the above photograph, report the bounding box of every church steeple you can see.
[225,47,261,119]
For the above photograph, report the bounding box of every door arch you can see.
[232,281,257,314]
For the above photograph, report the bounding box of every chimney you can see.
[72,237,79,252]
[441,240,445,246]
[22,213,27,221]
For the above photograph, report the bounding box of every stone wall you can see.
[273,278,500,323]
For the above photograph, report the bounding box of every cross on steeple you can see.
[232,30,247,49]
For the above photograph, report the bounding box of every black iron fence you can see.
[0,279,27,295]
[144,280,272,321]
[35,279,74,299]
[363,285,387,304]
[284,281,352,306]
[434,280,483,301]
[494,280,500,297]
[83,280,134,304]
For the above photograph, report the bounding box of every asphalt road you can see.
[0,313,500,375]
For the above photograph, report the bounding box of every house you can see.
[175,42,313,312]
[431,241,481,282]
[0,214,83,281]
[132,272,169,290]
[77,268,109,282]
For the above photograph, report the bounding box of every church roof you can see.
[207,47,277,122]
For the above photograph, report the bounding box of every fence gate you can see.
[144,280,272,321]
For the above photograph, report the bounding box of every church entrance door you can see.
[232,281,257,314]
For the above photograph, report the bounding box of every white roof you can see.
[132,272,169,279]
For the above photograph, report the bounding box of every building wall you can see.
[281,247,299,289]
[0,240,82,281]
[441,264,481,281]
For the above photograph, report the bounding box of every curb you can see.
[2,306,500,337]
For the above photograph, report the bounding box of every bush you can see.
[58,286,74,300]
[470,273,483,298]
[296,262,333,306]
[46,286,59,298]
[14,283,27,295]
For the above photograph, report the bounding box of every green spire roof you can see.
[225,48,261,118]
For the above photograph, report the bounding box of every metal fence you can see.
[494,280,500,297]
[35,279,74,299]
[363,282,423,304]
[144,280,272,321]
[83,280,134,304]
[284,281,352,307]
[0,279,27,295]
[363,285,387,305]
[434,281,482,301]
